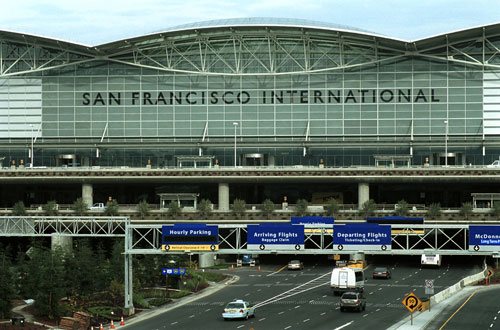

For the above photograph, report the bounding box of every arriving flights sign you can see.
[469,225,500,252]
[162,224,219,251]
[247,223,304,251]
[291,216,334,233]
[333,223,391,251]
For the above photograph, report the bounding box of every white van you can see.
[421,252,441,267]
[330,267,364,295]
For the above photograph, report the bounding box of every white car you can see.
[487,160,500,168]
[222,300,255,320]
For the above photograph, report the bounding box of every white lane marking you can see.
[278,311,285,315]
[376,308,381,312]
[320,312,326,316]
[322,295,327,298]
[415,271,419,274]
[237,325,245,329]
[369,292,374,295]
[257,289,262,292]
[363,314,369,317]
[294,305,301,309]
[189,315,195,318]
[244,293,250,296]
[304,319,310,322]
[205,308,211,312]
[334,321,354,329]
[171,321,178,325]
[285,326,292,329]
[378,288,382,291]
[259,318,266,321]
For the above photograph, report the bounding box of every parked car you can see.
[339,291,366,312]
[372,267,391,279]
[88,203,105,210]
[287,259,304,270]
[222,300,255,320]
[487,160,500,168]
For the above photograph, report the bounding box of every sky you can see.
[1,0,500,45]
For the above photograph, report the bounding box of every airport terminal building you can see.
[2,18,500,207]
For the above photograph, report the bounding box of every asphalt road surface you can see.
[424,285,500,330]
[124,255,483,330]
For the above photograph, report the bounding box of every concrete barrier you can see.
[430,261,487,305]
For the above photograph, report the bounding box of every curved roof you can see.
[154,17,379,36]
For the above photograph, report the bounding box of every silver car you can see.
[287,259,304,270]
[340,292,366,312]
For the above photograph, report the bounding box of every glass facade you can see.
[1,20,500,167]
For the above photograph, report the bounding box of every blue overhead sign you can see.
[162,224,219,251]
[333,223,391,251]
[162,268,186,275]
[247,223,304,251]
[469,226,500,252]
[291,216,334,233]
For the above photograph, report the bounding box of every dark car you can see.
[372,267,391,279]
[339,291,366,312]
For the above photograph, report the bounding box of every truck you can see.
[88,203,105,210]
[330,267,364,295]
[236,254,259,267]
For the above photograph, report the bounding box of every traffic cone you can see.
[91,327,94,330]
[110,320,115,329]
[231,264,234,271]
[120,316,125,326]
[258,265,261,271]
[195,264,198,271]
[99,323,103,330]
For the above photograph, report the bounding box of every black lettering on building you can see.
[238,91,250,104]
[272,91,283,104]
[314,90,324,103]
[186,91,196,105]
[210,91,219,104]
[109,92,121,105]
[415,89,427,102]
[93,92,105,106]
[380,90,394,103]
[398,89,411,102]
[300,90,308,104]
[222,91,234,104]
[359,89,369,103]
[82,92,90,105]
[431,89,440,102]
[328,90,341,103]
[345,90,357,103]
[132,92,140,105]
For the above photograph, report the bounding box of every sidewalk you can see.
[388,284,499,330]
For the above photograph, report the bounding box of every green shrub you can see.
[231,199,246,218]
[43,200,59,216]
[12,201,27,216]
[169,290,191,299]
[149,298,171,306]
[105,200,120,216]
[491,203,500,219]
[325,199,340,217]
[295,199,309,216]
[72,198,88,216]
[360,199,376,218]
[261,199,275,218]
[395,199,409,217]
[136,200,150,219]
[427,203,441,219]
[198,199,212,218]
[459,202,473,220]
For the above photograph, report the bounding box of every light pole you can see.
[30,124,34,168]
[233,122,238,167]
[444,120,448,167]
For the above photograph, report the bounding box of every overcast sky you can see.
[2,0,500,45]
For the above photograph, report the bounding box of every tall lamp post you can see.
[233,122,238,167]
[444,120,448,167]
[30,124,34,168]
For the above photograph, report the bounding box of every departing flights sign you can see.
[247,223,304,251]
[162,224,219,251]
[469,225,500,252]
[333,223,391,251]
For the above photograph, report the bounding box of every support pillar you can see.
[218,183,229,211]
[82,183,93,207]
[198,253,216,268]
[358,183,370,209]
[51,234,73,254]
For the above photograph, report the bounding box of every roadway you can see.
[423,285,500,330]
[122,255,483,330]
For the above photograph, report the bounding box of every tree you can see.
[167,200,181,217]
[198,199,212,218]
[295,199,309,216]
[231,199,246,218]
[427,203,441,219]
[360,199,377,218]
[136,200,150,219]
[105,200,120,216]
[260,199,275,218]
[72,197,88,216]
[12,201,27,216]
[325,199,340,217]
[43,200,59,216]
[0,247,15,318]
[395,199,409,217]
[459,202,473,220]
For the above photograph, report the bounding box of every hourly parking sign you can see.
[469,225,500,252]
[333,223,391,251]
[247,223,304,251]
[162,224,219,252]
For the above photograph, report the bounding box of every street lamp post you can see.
[444,120,448,167]
[233,122,238,167]
[30,124,34,168]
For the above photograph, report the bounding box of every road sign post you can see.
[402,292,421,325]
[424,279,434,311]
